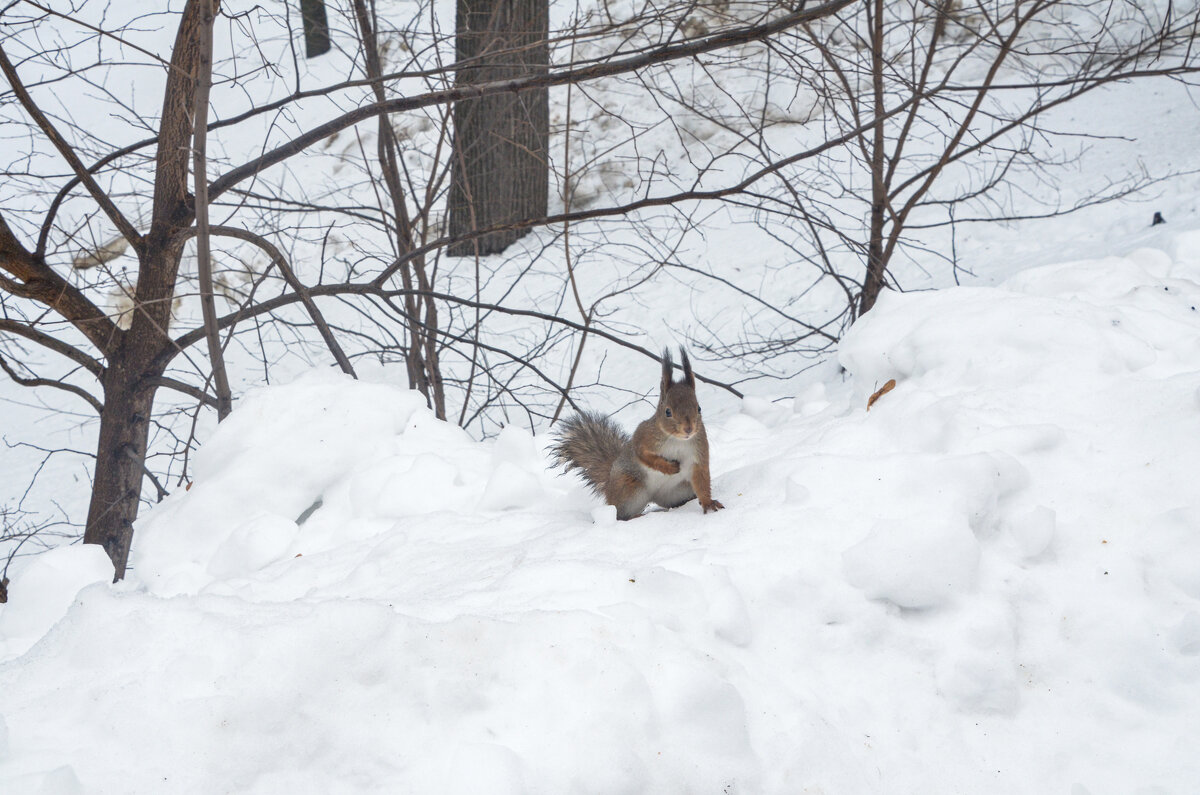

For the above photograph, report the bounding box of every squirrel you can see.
[552,347,724,520]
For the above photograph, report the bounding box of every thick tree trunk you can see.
[447,0,549,257]
[83,353,158,581]
[301,0,332,58]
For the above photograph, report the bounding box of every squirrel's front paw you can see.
[664,458,681,475]
[702,499,725,514]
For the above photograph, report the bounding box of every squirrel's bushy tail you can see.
[551,410,628,495]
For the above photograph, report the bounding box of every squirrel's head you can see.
[657,347,702,439]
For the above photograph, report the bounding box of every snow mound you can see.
[3,246,1200,792]
[129,371,569,596]
[0,545,112,660]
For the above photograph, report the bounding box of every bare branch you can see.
[206,224,357,378]
[153,376,219,408]
[0,212,121,355]
[0,317,104,375]
[192,0,232,420]
[208,0,858,200]
[0,41,143,249]
[0,351,103,413]
[165,282,746,397]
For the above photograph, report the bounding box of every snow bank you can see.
[0,545,112,660]
[2,245,1200,793]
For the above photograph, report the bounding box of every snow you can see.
[3,0,1200,790]
[3,238,1199,793]
[0,545,112,660]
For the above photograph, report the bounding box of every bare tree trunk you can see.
[83,357,158,580]
[860,0,888,317]
[301,0,332,58]
[447,0,549,256]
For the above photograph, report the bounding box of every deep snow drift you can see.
[2,239,1200,793]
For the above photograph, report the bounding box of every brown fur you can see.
[550,410,628,497]
[552,348,724,519]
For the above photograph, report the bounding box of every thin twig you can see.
[192,0,232,419]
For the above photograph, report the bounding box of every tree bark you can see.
[301,0,332,58]
[859,0,888,317]
[193,0,232,420]
[447,0,549,256]
[83,356,158,581]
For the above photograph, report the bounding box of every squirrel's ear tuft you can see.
[661,347,674,390]
[680,347,695,387]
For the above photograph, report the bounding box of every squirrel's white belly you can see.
[642,436,697,505]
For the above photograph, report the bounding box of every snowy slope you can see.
[2,232,1198,793]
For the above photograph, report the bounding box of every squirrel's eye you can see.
[664,408,673,418]
[697,406,702,414]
